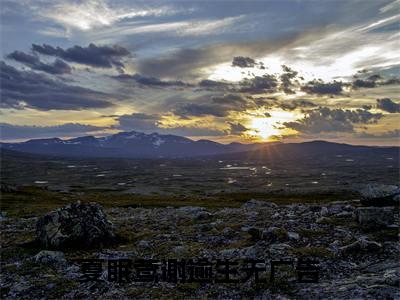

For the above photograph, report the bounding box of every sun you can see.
[250,117,280,140]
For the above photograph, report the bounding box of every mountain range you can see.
[0,131,398,159]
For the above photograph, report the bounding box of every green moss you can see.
[291,246,333,258]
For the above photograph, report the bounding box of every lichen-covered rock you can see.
[36,201,115,248]
[261,227,289,242]
[356,206,395,229]
[34,250,66,264]
[360,184,400,206]
[340,237,382,256]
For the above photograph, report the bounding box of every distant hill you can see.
[1,131,398,159]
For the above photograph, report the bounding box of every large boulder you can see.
[360,184,400,206]
[356,207,395,230]
[34,250,66,264]
[36,201,115,248]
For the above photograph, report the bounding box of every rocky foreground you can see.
[0,185,399,299]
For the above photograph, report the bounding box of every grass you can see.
[0,186,354,218]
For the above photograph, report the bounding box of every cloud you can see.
[198,79,233,91]
[284,107,383,134]
[113,112,226,136]
[232,56,256,68]
[280,99,316,111]
[0,61,115,110]
[39,0,179,31]
[32,43,130,69]
[115,113,160,131]
[136,37,298,80]
[0,122,106,140]
[239,74,278,93]
[376,98,400,113]
[279,65,299,94]
[174,103,231,118]
[352,74,400,89]
[228,122,249,134]
[173,94,253,117]
[357,129,400,139]
[301,80,345,95]
[112,73,191,88]
[7,51,71,75]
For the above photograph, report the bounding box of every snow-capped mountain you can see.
[0,131,263,158]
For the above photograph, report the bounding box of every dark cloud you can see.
[352,74,400,89]
[0,122,106,140]
[284,107,383,134]
[115,113,160,131]
[198,79,233,91]
[279,65,299,94]
[280,99,316,111]
[0,61,115,110]
[228,122,248,134]
[301,80,345,95]
[231,56,256,68]
[7,51,71,75]
[376,98,400,113]
[32,43,130,69]
[174,103,230,118]
[239,74,278,94]
[112,73,191,88]
[174,94,253,118]
[353,75,382,89]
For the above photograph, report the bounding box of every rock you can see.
[360,184,400,206]
[340,237,382,256]
[0,211,7,220]
[1,183,18,193]
[356,207,395,229]
[335,211,353,218]
[328,205,343,214]
[98,250,137,260]
[177,206,211,219]
[137,240,151,249]
[320,207,329,216]
[34,250,66,264]
[248,227,262,240]
[288,231,300,241]
[261,227,289,242]
[36,201,115,248]
[383,269,400,286]
[268,243,292,254]
[172,245,188,256]
[242,199,277,209]
[222,227,236,238]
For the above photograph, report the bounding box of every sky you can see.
[0,0,399,145]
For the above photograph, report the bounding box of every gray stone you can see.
[356,207,395,229]
[320,207,329,216]
[288,231,300,241]
[34,250,66,264]
[261,227,289,242]
[360,184,400,206]
[340,238,382,256]
[36,201,115,248]
[335,211,353,218]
